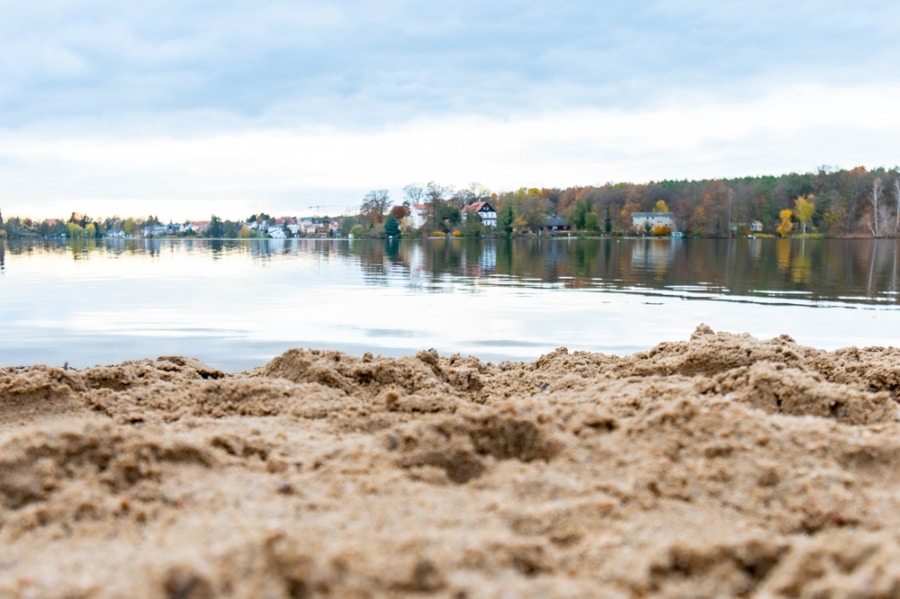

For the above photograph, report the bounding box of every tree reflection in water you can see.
[3,236,900,305]
[345,237,900,305]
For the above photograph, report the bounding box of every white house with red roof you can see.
[409,204,429,229]
[190,221,210,235]
[462,201,497,228]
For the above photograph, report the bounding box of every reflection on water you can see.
[4,236,900,305]
[3,236,900,370]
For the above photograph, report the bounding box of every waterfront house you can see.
[190,221,210,235]
[143,224,168,237]
[410,204,429,229]
[461,201,497,228]
[543,214,570,232]
[631,212,675,232]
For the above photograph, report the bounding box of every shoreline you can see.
[2,325,900,597]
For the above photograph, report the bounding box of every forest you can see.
[489,165,900,237]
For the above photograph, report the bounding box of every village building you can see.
[409,204,429,229]
[461,201,497,228]
[631,212,675,232]
[543,214,570,232]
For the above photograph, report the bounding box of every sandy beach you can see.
[2,324,900,598]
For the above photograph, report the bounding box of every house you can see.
[107,229,126,238]
[461,201,497,228]
[299,219,317,235]
[631,212,675,232]
[280,217,299,236]
[190,221,210,235]
[543,214,570,232]
[731,220,765,235]
[409,204,429,229]
[143,224,168,237]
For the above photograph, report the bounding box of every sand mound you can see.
[2,325,900,597]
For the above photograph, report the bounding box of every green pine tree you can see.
[384,214,401,238]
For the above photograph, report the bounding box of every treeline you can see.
[4,165,900,240]
[350,166,899,238]
[0,213,327,240]
[0,213,174,240]
[510,165,900,237]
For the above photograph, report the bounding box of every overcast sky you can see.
[2,0,899,221]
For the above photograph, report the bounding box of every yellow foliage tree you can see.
[654,199,669,213]
[793,194,815,234]
[777,209,793,238]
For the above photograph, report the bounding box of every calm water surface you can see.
[2,237,899,371]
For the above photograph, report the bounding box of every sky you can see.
[2,0,899,222]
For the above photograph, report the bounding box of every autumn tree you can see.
[793,195,815,234]
[360,189,391,225]
[506,187,548,231]
[777,209,793,238]
[389,205,410,222]
[654,199,669,213]
[424,182,451,232]
[620,195,642,229]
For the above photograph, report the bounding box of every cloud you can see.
[1,1,899,221]
[3,1,899,129]
[2,80,898,221]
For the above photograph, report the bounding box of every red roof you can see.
[463,201,492,213]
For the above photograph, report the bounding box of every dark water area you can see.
[347,236,900,306]
[1,237,899,370]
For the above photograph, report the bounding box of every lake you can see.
[2,236,899,371]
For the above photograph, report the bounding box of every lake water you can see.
[2,237,899,371]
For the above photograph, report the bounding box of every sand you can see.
[2,324,900,598]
